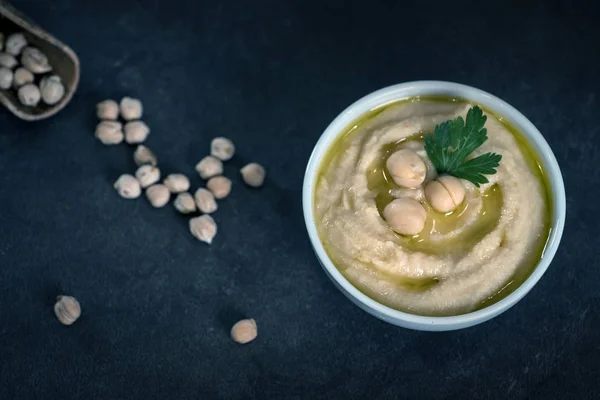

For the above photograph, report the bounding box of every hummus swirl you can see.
[315,100,549,316]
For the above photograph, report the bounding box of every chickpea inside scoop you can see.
[383,198,427,236]
[382,147,466,235]
[386,149,426,188]
[425,175,466,213]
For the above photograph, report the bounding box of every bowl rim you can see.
[302,80,566,330]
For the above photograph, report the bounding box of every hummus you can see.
[315,99,550,316]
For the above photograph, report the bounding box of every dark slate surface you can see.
[0,0,597,399]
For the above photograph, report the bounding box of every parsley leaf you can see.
[424,106,502,187]
[451,152,502,186]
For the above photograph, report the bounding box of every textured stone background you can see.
[0,0,596,399]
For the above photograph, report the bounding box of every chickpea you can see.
[40,75,65,105]
[0,52,17,69]
[97,99,119,120]
[17,83,40,107]
[145,184,170,208]
[95,121,123,145]
[5,33,27,56]
[54,296,81,326]
[210,137,235,161]
[163,174,190,193]
[189,215,217,244]
[240,163,266,188]
[173,192,196,214]
[386,149,426,188]
[119,97,143,120]
[124,120,150,144]
[21,47,52,74]
[133,145,157,166]
[230,319,257,344]
[207,176,231,199]
[195,155,223,180]
[136,165,160,188]
[382,198,427,236]
[0,67,13,89]
[424,175,465,213]
[114,174,141,199]
[194,188,217,214]
[13,67,34,88]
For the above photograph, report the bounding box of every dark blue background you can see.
[0,0,597,399]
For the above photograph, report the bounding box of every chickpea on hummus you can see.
[314,99,550,316]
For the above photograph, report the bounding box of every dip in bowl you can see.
[302,81,565,331]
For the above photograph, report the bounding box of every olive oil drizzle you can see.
[315,96,552,315]
[366,135,504,257]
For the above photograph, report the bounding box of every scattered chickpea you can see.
[194,188,218,214]
[120,97,143,120]
[5,33,27,56]
[211,137,235,161]
[189,214,217,244]
[207,176,231,199]
[195,155,223,180]
[0,52,17,68]
[240,163,266,187]
[173,192,196,214]
[95,99,269,244]
[95,120,124,145]
[386,149,426,188]
[114,174,141,199]
[21,47,52,74]
[136,165,161,188]
[97,99,119,120]
[383,198,427,236]
[0,67,13,89]
[425,175,465,213]
[124,120,150,144]
[17,83,41,107]
[164,174,190,193]
[54,296,81,326]
[231,319,257,344]
[40,75,65,105]
[146,184,170,208]
[12,67,34,88]
[134,145,158,166]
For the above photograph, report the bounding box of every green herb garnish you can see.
[424,106,502,187]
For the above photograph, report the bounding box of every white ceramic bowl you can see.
[302,81,566,331]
